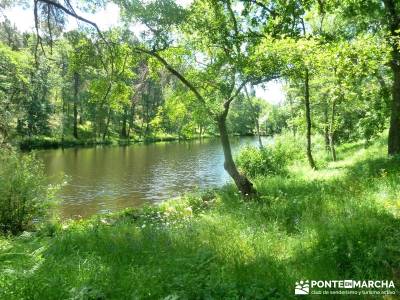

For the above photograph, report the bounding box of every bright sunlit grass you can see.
[1,136,399,299]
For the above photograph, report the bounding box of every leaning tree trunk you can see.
[304,69,317,169]
[384,0,400,155]
[217,115,256,197]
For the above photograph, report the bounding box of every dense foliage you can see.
[0,0,399,297]
[236,134,303,178]
[0,19,265,148]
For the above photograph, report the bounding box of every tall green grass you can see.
[1,135,399,299]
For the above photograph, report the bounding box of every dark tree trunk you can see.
[103,107,111,141]
[217,115,256,197]
[127,101,135,139]
[323,99,330,152]
[384,0,400,155]
[73,72,79,139]
[79,102,84,125]
[121,107,128,138]
[304,69,317,169]
[329,99,337,161]
[61,91,66,143]
[388,45,400,155]
[137,50,256,197]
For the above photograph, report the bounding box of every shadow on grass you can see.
[10,220,293,299]
[3,141,400,299]
[345,155,400,179]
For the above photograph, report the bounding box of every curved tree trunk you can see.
[217,115,256,197]
[137,49,256,197]
[304,69,317,169]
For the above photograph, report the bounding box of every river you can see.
[37,136,267,218]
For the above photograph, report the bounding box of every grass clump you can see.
[0,135,399,299]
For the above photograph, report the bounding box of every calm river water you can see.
[37,137,267,218]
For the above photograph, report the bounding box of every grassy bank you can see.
[1,137,399,299]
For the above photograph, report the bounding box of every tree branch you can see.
[134,47,213,116]
[36,0,106,42]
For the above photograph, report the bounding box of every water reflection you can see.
[37,137,267,218]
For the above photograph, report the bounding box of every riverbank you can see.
[18,133,218,151]
[1,136,399,299]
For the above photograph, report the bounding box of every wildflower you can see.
[100,218,110,225]
[183,206,193,217]
[164,206,177,216]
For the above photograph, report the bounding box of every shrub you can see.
[236,134,303,178]
[236,146,286,178]
[0,149,56,234]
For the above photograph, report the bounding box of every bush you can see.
[236,134,303,178]
[0,149,56,234]
[236,146,286,178]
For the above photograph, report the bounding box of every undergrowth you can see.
[1,135,399,299]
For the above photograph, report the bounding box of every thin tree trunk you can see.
[288,96,296,137]
[61,91,66,144]
[323,99,330,152]
[92,108,97,139]
[100,83,112,141]
[73,72,79,139]
[329,99,337,161]
[136,49,256,197]
[121,106,128,138]
[127,100,136,139]
[384,0,400,155]
[304,69,317,169]
[217,115,256,197]
[103,107,111,141]
[79,102,84,125]
[256,118,263,148]
[244,85,263,148]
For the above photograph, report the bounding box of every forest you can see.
[0,0,400,299]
